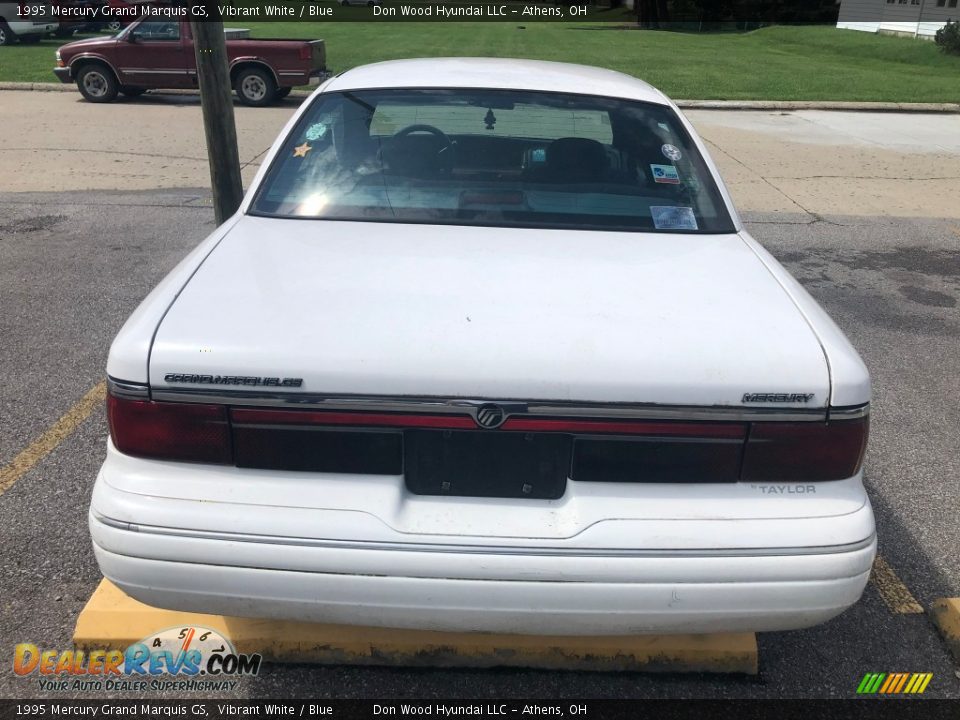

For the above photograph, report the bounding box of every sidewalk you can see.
[4,81,959,114]
[1,90,959,218]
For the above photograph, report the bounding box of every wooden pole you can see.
[190,20,244,225]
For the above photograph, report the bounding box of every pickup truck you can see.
[53,19,326,105]
[0,1,58,44]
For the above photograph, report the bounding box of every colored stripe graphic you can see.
[857,672,932,694]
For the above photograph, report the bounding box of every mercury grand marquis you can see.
[90,58,875,635]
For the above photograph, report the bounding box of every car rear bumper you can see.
[92,530,874,635]
[90,443,877,635]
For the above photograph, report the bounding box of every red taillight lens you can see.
[741,416,868,482]
[107,395,232,464]
[501,417,745,438]
[230,408,477,430]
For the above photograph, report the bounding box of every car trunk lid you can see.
[148,216,829,408]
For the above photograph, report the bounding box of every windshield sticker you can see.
[650,164,681,184]
[661,143,682,162]
[305,123,328,142]
[651,206,698,231]
[292,143,312,158]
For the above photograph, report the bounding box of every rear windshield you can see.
[250,89,736,234]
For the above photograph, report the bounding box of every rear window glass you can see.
[251,89,735,234]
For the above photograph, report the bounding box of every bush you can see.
[935,19,960,56]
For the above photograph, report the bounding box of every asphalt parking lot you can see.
[1,92,959,699]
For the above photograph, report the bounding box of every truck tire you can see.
[275,86,292,99]
[0,22,13,46]
[234,67,277,107]
[76,64,119,103]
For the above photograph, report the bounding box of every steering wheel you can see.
[392,124,452,147]
[382,124,454,176]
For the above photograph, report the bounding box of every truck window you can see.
[132,21,180,41]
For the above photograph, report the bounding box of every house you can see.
[837,0,958,39]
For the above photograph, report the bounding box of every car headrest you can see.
[545,137,607,183]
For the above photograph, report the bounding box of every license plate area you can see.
[404,430,571,500]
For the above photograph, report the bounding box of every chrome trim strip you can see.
[119,68,189,75]
[828,403,870,420]
[149,388,829,422]
[107,377,149,401]
[94,514,875,558]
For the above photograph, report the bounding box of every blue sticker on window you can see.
[305,123,328,142]
[531,148,546,163]
[651,206,698,231]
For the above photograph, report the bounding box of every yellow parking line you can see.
[0,381,106,497]
[871,555,924,614]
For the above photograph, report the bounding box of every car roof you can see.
[323,58,671,105]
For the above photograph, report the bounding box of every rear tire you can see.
[234,67,276,107]
[0,22,12,46]
[275,86,292,99]
[76,64,119,103]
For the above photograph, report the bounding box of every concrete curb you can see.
[74,579,759,673]
[931,597,960,663]
[2,82,958,112]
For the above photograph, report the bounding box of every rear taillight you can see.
[107,395,231,464]
[106,388,867,483]
[741,416,868,482]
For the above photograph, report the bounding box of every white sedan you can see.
[91,58,874,635]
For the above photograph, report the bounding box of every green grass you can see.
[2,23,959,101]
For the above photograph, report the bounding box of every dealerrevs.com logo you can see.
[14,626,261,693]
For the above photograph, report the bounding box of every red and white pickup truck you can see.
[53,19,326,105]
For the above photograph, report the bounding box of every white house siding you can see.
[837,0,957,38]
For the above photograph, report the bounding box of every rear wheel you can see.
[275,86,292,99]
[76,64,119,103]
[234,67,276,107]
[0,22,12,46]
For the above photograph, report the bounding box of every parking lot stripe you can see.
[872,555,924,614]
[931,598,960,662]
[0,381,106,498]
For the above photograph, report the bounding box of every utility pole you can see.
[191,19,244,225]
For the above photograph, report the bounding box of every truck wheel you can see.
[234,67,276,107]
[275,86,292,99]
[0,22,13,46]
[76,64,119,103]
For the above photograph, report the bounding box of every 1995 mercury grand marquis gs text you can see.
[90,58,874,635]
